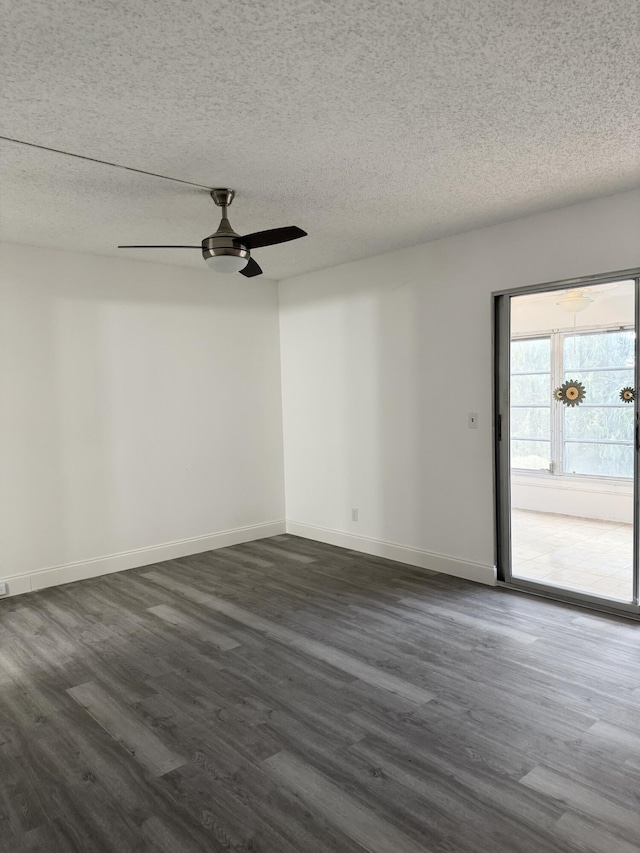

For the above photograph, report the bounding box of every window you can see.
[563,330,634,477]
[511,328,634,478]
[510,337,551,471]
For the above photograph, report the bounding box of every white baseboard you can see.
[0,520,286,599]
[286,521,497,586]
[0,518,496,600]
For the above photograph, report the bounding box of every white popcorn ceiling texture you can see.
[1,0,639,280]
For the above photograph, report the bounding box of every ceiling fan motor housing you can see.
[201,234,250,265]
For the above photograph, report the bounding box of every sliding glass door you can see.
[495,270,640,615]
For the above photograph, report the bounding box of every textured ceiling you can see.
[1,0,639,280]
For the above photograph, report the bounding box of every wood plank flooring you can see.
[1,534,639,852]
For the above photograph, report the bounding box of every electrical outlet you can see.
[0,582,7,597]
[468,412,478,429]
[351,507,359,522]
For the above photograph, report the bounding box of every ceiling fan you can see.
[118,189,306,277]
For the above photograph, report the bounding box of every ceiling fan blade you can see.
[241,226,307,250]
[117,245,201,249]
[239,258,263,277]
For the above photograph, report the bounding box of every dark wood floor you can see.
[1,535,639,852]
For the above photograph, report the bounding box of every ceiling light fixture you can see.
[203,247,249,273]
[556,289,595,313]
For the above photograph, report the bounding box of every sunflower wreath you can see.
[553,379,586,407]
[620,386,636,404]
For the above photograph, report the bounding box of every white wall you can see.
[3,189,639,598]
[0,244,285,595]
[511,473,633,524]
[278,189,640,584]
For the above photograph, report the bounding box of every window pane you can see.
[511,337,550,373]
[564,330,635,371]
[511,440,550,470]
[564,369,634,404]
[511,373,550,405]
[564,442,633,477]
[511,407,551,439]
[564,406,634,442]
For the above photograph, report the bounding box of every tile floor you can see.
[512,509,634,601]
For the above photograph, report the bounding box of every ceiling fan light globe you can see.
[202,247,249,273]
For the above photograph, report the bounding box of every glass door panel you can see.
[504,279,637,607]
